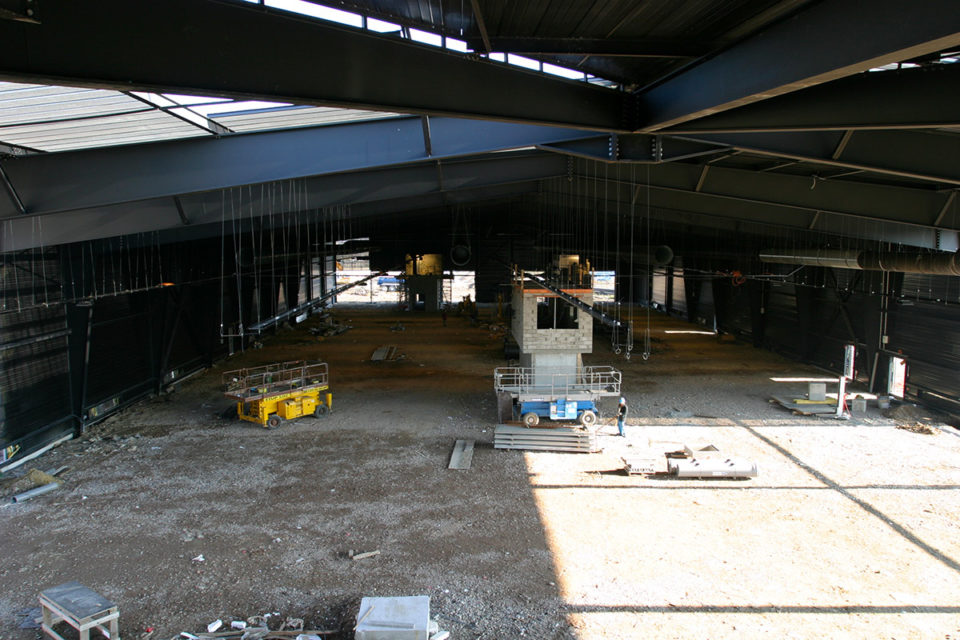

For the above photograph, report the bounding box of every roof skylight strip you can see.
[242,0,615,90]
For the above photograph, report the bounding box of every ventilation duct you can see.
[759,249,960,275]
[587,245,674,267]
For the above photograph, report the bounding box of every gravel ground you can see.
[2,305,959,640]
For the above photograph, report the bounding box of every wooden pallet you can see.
[494,424,598,453]
[771,395,837,415]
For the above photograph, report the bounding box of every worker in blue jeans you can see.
[616,397,628,436]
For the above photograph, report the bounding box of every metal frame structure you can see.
[494,366,621,400]
[2,0,960,453]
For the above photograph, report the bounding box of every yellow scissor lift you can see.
[223,360,332,428]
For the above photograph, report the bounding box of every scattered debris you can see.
[371,345,402,362]
[231,622,247,630]
[350,549,381,561]
[12,481,60,502]
[192,554,205,563]
[308,318,351,339]
[280,618,303,632]
[3,466,67,502]
[14,607,42,629]
[208,620,223,633]
[897,423,937,435]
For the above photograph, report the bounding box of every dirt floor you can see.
[2,304,960,640]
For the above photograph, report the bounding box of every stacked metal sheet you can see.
[494,424,598,453]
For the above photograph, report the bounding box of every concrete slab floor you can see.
[1,304,958,639]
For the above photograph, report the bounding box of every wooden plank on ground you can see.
[771,396,836,415]
[448,439,475,470]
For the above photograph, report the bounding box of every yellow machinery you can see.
[223,360,332,428]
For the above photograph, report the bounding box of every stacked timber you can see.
[494,424,599,453]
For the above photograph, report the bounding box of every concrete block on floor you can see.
[808,382,827,402]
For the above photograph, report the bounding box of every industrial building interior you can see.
[1,1,960,638]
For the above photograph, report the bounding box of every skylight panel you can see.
[190,100,293,117]
[446,37,468,53]
[163,94,233,106]
[367,17,400,33]
[508,54,539,71]
[265,0,362,27]
[543,63,585,80]
[410,28,442,47]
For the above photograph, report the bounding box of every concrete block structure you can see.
[511,284,593,382]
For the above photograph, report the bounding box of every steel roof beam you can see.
[0,0,628,132]
[638,0,960,131]
[0,153,565,251]
[538,129,960,187]
[664,65,960,133]
[681,130,960,186]
[563,169,949,249]
[549,159,953,231]
[0,116,592,217]
[463,37,705,58]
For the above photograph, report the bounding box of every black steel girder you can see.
[0,0,629,132]
[0,152,566,251]
[0,116,592,217]
[537,129,960,187]
[544,160,953,233]
[638,0,960,131]
[663,65,960,133]
[462,37,706,58]
[684,130,960,187]
[560,168,948,249]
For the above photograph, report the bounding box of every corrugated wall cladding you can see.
[887,301,960,412]
[83,293,155,409]
[0,305,72,448]
[715,281,753,337]
[900,273,960,305]
[763,283,802,359]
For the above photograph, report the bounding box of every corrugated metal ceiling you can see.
[322,0,817,87]
[0,81,401,153]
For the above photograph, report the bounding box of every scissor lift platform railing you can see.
[223,360,329,401]
[494,366,621,400]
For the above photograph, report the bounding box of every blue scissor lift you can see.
[494,366,621,427]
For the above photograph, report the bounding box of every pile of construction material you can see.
[494,424,599,453]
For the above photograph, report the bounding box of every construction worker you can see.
[616,397,628,437]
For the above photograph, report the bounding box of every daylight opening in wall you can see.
[593,270,614,303]
[335,254,474,307]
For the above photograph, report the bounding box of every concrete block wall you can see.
[512,286,593,354]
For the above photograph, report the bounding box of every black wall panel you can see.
[0,306,72,454]
[888,300,960,412]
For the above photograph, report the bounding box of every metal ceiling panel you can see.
[213,106,400,132]
[0,110,211,152]
[0,82,146,126]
